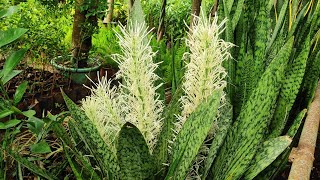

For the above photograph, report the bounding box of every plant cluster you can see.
[0,0,73,63]
[0,0,320,179]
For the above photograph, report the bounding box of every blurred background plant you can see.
[0,0,73,65]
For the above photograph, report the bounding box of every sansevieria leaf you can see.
[243,136,292,180]
[212,37,294,180]
[202,100,233,179]
[269,34,310,138]
[117,122,154,179]
[61,90,119,179]
[166,90,222,179]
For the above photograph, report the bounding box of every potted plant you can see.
[51,0,104,84]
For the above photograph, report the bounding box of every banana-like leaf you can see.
[243,136,292,180]
[0,49,27,81]
[165,90,222,179]
[0,28,28,48]
[0,6,19,18]
[117,122,154,179]
[0,70,22,84]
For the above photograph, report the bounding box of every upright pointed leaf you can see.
[212,37,294,180]
[244,136,292,180]
[269,35,310,138]
[117,122,154,179]
[153,87,183,178]
[128,0,145,28]
[61,90,119,179]
[202,101,232,179]
[166,90,222,179]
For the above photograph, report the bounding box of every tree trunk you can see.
[103,0,115,24]
[190,0,202,30]
[128,0,134,11]
[72,0,98,68]
[157,0,167,41]
[288,81,320,180]
[210,0,219,17]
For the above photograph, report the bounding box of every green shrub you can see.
[0,0,73,63]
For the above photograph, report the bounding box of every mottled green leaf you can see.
[287,109,307,138]
[153,87,183,178]
[166,90,222,179]
[202,101,232,179]
[269,34,310,138]
[212,37,294,180]
[61,90,119,179]
[244,136,292,180]
[117,122,154,179]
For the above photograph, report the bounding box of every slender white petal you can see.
[114,22,164,151]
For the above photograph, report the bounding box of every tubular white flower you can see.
[81,75,125,150]
[113,22,164,151]
[177,11,233,131]
[176,9,234,179]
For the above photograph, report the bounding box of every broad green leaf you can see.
[27,116,45,135]
[0,109,14,119]
[117,122,154,179]
[0,49,27,81]
[166,90,222,179]
[1,70,22,84]
[30,141,52,154]
[14,81,28,105]
[0,6,19,18]
[0,119,21,129]
[0,28,28,48]
[22,110,36,117]
[243,136,292,180]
